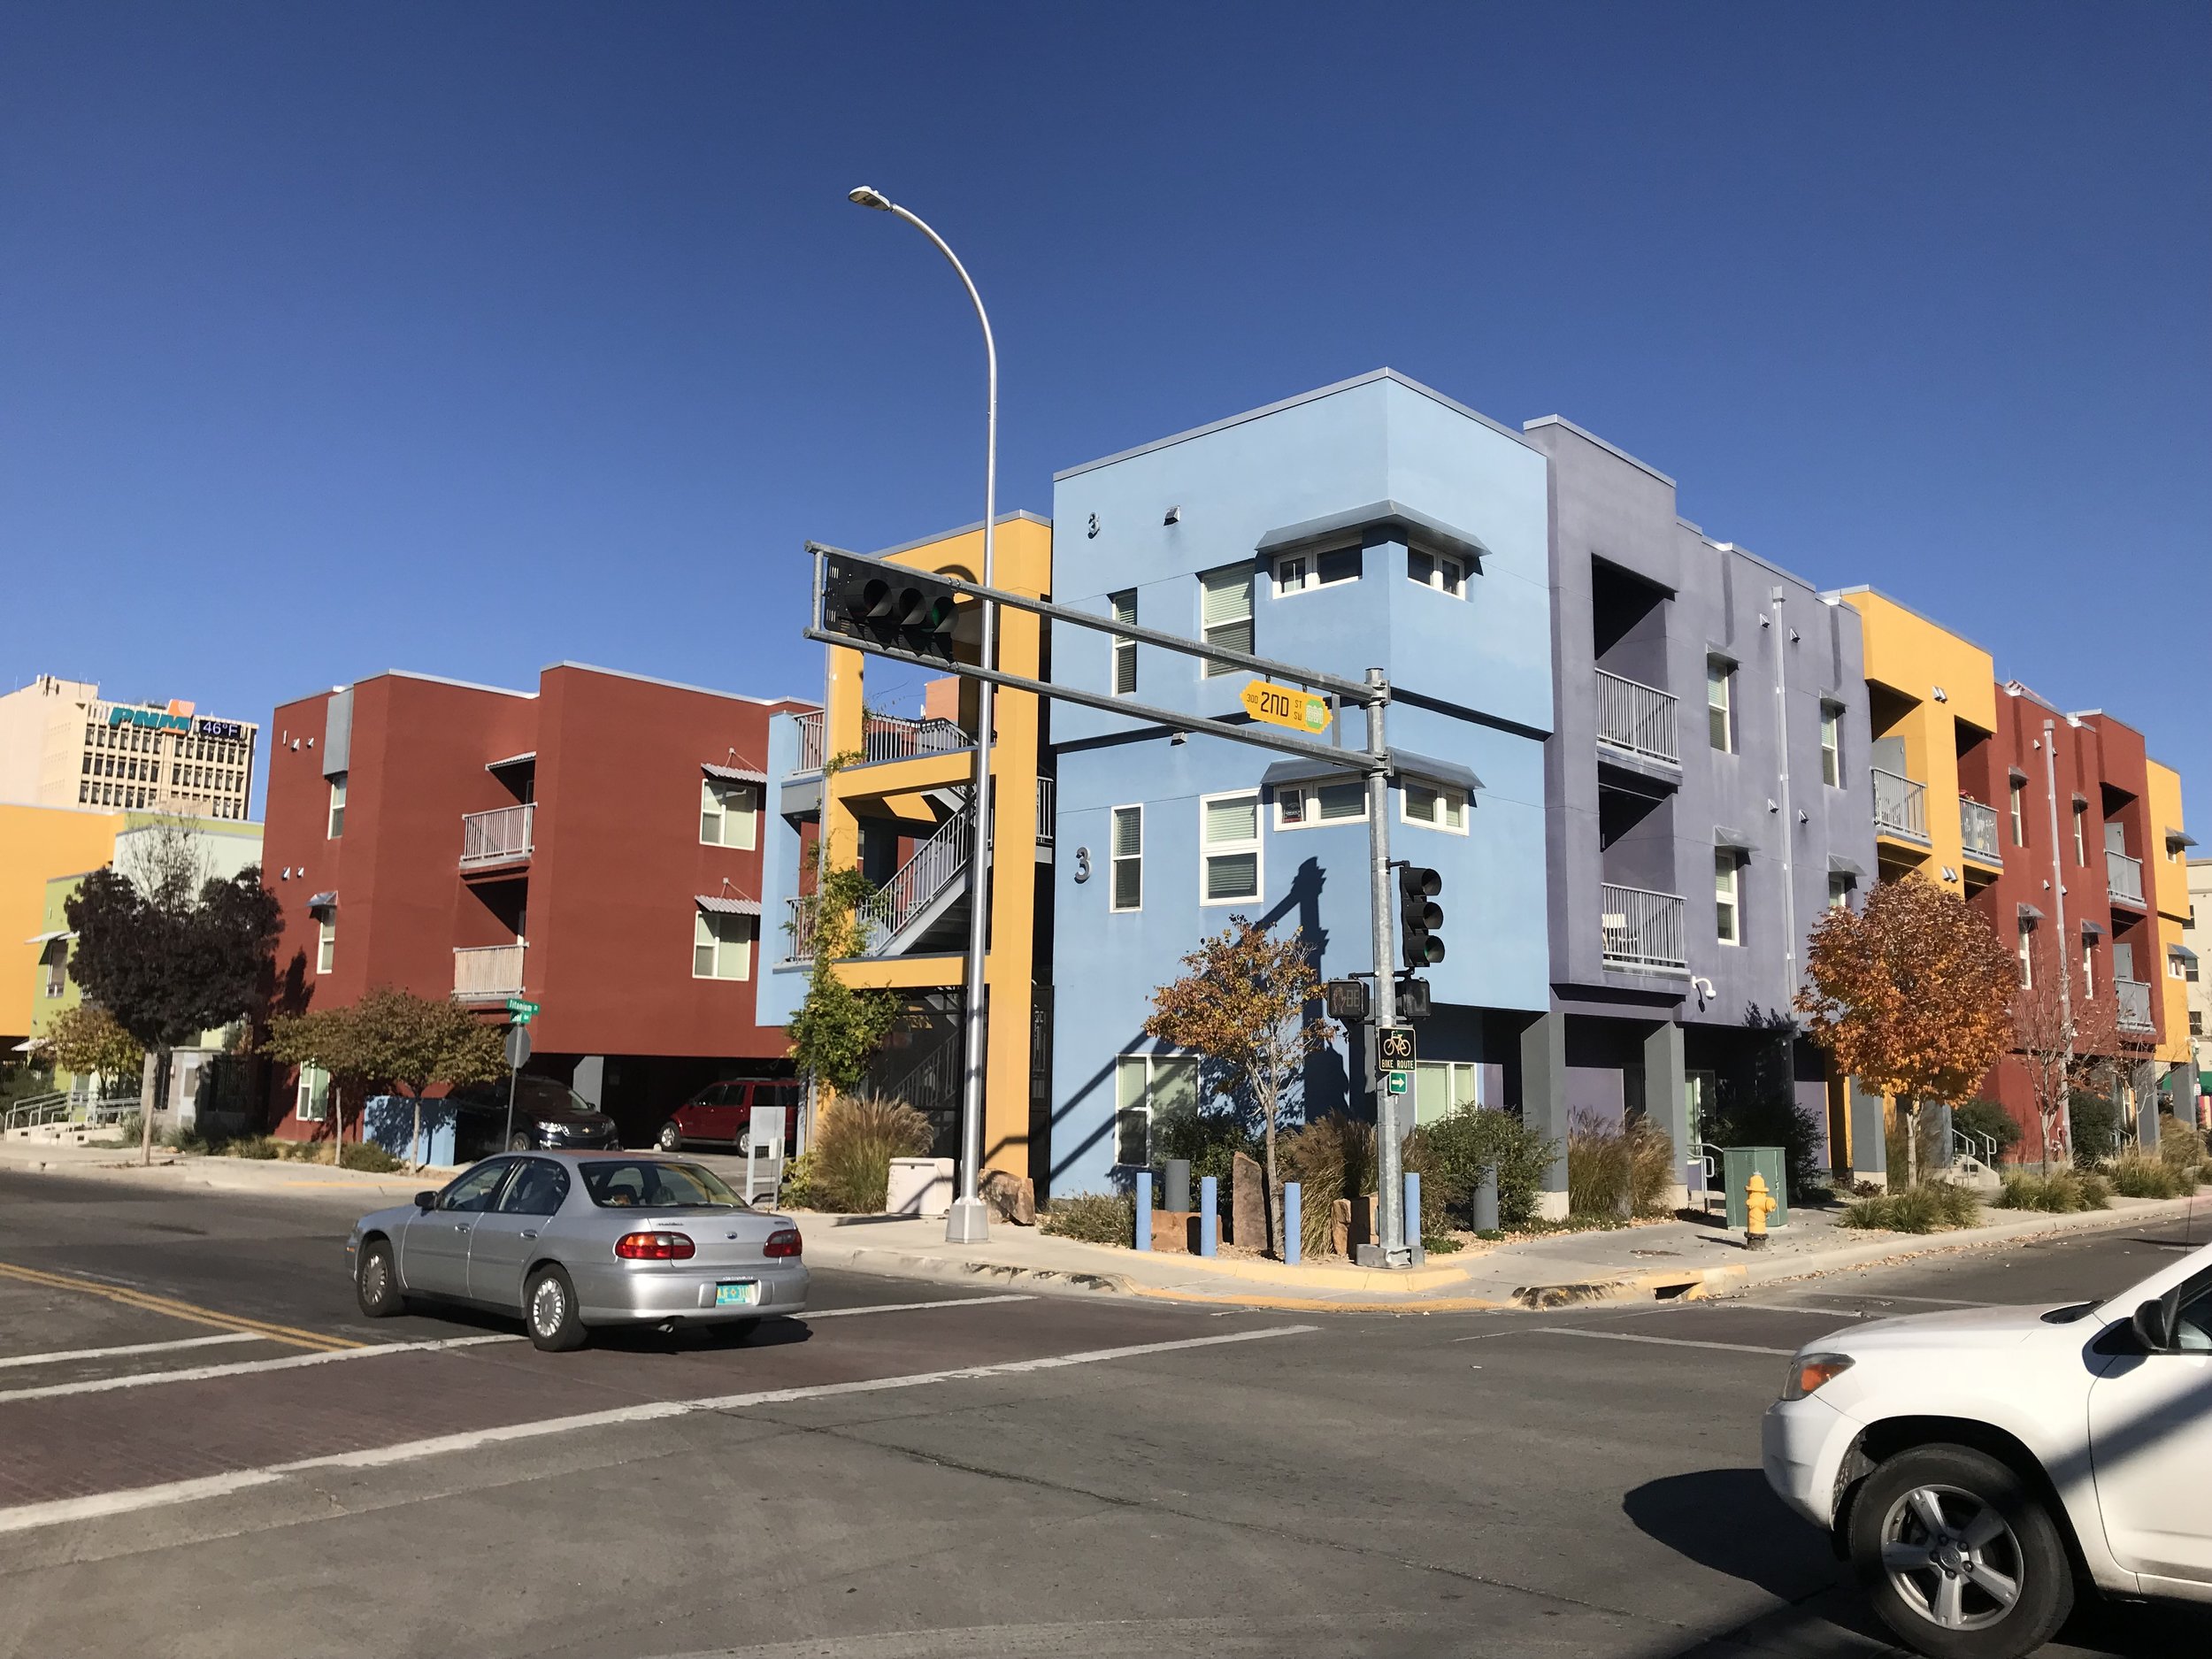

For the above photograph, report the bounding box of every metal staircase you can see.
[786,797,973,963]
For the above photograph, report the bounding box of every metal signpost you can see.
[502,1021,532,1152]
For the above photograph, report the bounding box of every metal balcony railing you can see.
[1960,797,2001,864]
[460,803,534,868]
[2107,849,2145,907]
[1594,670,1679,767]
[2116,977,2155,1033]
[1599,883,1688,973]
[861,714,971,765]
[453,944,526,1002]
[1872,768,1929,844]
[856,803,972,949]
[1036,777,1056,845]
[793,711,826,774]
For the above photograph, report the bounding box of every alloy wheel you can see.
[1879,1483,2024,1632]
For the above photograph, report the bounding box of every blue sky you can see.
[4,4,2206,817]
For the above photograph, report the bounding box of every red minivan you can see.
[655,1080,801,1154]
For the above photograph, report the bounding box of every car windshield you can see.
[578,1158,742,1210]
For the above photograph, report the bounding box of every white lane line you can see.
[0,1324,1317,1536]
[803,1294,1035,1319]
[0,1333,519,1406]
[1792,1293,1994,1307]
[1702,1303,1877,1318]
[1525,1327,1796,1356]
[0,1333,265,1371]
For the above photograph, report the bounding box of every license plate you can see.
[714,1281,759,1307]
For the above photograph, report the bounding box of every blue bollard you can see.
[1405,1171,1421,1247]
[1283,1182,1302,1266]
[1199,1175,1218,1257]
[1134,1171,1152,1252]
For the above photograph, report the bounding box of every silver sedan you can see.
[346,1152,809,1351]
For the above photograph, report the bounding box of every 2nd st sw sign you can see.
[1240,680,1332,734]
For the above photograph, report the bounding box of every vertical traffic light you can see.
[1399,865,1444,970]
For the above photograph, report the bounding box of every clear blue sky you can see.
[4,4,2206,818]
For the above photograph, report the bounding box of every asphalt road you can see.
[0,1168,2205,1659]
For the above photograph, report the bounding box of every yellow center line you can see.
[0,1262,361,1352]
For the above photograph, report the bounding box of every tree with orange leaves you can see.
[1795,878,2017,1187]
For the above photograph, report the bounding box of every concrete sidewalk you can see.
[0,1138,448,1202]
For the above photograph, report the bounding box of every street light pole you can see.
[849,186,996,1244]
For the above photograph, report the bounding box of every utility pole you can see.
[1362,667,1409,1265]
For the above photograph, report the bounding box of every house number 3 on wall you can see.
[1073,847,1091,883]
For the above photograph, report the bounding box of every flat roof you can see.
[1821,586,1998,660]
[1522,414,1676,488]
[866,509,1052,563]
[283,664,816,712]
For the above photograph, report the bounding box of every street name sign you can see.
[1240,680,1332,734]
[506,997,540,1024]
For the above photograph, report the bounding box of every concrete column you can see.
[1522,1012,1569,1219]
[1848,1077,1887,1191]
[2175,1062,2204,1133]
[1642,1021,1689,1209]
[2133,1059,2161,1150]
[572,1056,605,1109]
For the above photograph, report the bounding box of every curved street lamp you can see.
[848,185,998,1244]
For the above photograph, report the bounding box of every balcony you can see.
[1872,768,1929,845]
[788,710,971,777]
[454,944,526,1002]
[1594,671,1679,769]
[793,711,825,774]
[2116,977,2155,1033]
[2108,848,2145,908]
[460,804,534,870]
[1036,776,1056,845]
[1600,883,1688,974]
[1960,797,2001,865]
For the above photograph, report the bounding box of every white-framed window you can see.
[1818,706,1840,787]
[1276,778,1367,829]
[2167,951,2188,981]
[1413,1060,1482,1125]
[1715,850,1741,945]
[1707,658,1735,753]
[2018,925,2034,987]
[1201,791,1261,903]
[2073,803,2087,865]
[1273,545,1361,597]
[316,919,335,974]
[296,1064,331,1123]
[2081,939,2094,998]
[700,778,759,849]
[1828,872,1853,910]
[1407,548,1465,597]
[326,774,347,838]
[1110,590,1138,695]
[693,910,754,980]
[1113,1053,1198,1167]
[1200,565,1254,677]
[1110,805,1143,912]
[1400,781,1468,833]
[2010,781,2026,847]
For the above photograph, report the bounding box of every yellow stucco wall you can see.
[0,803,124,1041]
[2146,759,2193,1065]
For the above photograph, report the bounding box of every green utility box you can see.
[1722,1146,1789,1230]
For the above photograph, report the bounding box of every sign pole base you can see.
[943,1195,991,1244]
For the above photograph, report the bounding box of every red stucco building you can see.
[262,664,810,1145]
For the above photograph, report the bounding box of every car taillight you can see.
[614,1232,695,1261]
[763,1228,803,1259]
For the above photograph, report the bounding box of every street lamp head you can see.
[848,185,893,211]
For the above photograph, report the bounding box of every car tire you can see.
[1848,1443,2073,1659]
[508,1132,532,1153]
[524,1265,588,1352]
[656,1121,682,1152]
[356,1240,407,1318]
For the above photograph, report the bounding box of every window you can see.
[1715,851,1741,945]
[1828,872,1854,910]
[2017,926,2034,987]
[2010,781,2026,847]
[1113,1053,1198,1167]
[2193,1011,2204,1037]
[1707,659,1735,752]
[2168,953,2187,980]
[326,774,347,838]
[1110,590,1137,695]
[42,941,67,997]
[438,1160,517,1213]
[496,1159,571,1217]
[1274,545,1361,596]
[1201,791,1261,903]
[693,910,754,980]
[1200,565,1254,676]
[1819,706,1840,787]
[1277,778,1367,829]
[316,919,335,974]
[2081,939,2094,997]
[1407,548,1465,597]
[2073,803,2087,865]
[700,779,759,849]
[296,1065,331,1124]
[1413,1060,1482,1125]
[1110,805,1143,911]
[1401,782,1468,833]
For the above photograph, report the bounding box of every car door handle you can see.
[519,1231,538,1240]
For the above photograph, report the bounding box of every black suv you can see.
[446,1076,619,1161]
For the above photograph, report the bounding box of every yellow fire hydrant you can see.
[1744,1171,1778,1249]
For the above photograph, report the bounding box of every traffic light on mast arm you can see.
[818,553,971,667]
[1399,865,1445,971]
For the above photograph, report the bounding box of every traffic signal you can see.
[1399,865,1444,970]
[1325,979,1371,1022]
[1395,977,1433,1020]
[819,553,967,666]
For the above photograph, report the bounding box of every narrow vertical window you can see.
[1108,589,1139,696]
[1819,706,1840,787]
[2081,938,2094,997]
[316,919,336,974]
[2017,925,2034,987]
[1201,792,1262,902]
[2009,781,2026,847]
[1828,872,1852,910]
[1715,851,1740,945]
[296,1065,331,1123]
[1199,565,1254,676]
[2073,803,2086,865]
[326,774,347,839]
[1110,805,1143,912]
[1707,660,1734,753]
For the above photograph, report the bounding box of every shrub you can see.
[2070,1088,2121,1165]
[2159,1116,2209,1176]
[1413,1104,1555,1229]
[1278,1114,1375,1257]
[1839,1183,1979,1233]
[809,1092,933,1213]
[1039,1191,1134,1245]
[2108,1150,2192,1200]
[1567,1112,1630,1217]
[340,1141,400,1173]
[1995,1168,2111,1213]
[1952,1097,2023,1158]
[778,1150,819,1210]
[232,1135,284,1160]
[1701,1079,1827,1201]
[1154,1107,1258,1187]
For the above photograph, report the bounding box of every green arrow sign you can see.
[1386,1070,1409,1095]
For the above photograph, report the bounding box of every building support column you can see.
[1522,1011,1569,1220]
[2173,1061,2203,1134]
[1848,1077,1886,1191]
[1642,1021,1689,1210]
[2133,1058,2161,1149]
[572,1056,606,1109]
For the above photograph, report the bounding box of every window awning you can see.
[702,762,767,785]
[485,751,536,772]
[1388,748,1480,795]
[1258,749,1481,795]
[2167,828,2197,851]
[23,928,70,946]
[2016,902,2045,923]
[307,890,338,910]
[1715,825,1756,851]
[2170,944,2199,964]
[695,895,760,917]
[1253,498,1489,566]
[2080,919,2103,940]
[1828,854,1867,878]
[2007,765,2029,783]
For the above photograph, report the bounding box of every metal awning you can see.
[1715,825,1757,850]
[2016,902,2045,923]
[2170,944,2198,964]
[23,928,70,946]
[2008,765,2029,783]
[2080,919,2103,939]
[307,890,338,910]
[1390,748,1481,795]
[695,895,761,916]
[2071,791,2089,807]
[1258,749,1481,795]
[9,1040,38,1054]
[2167,828,2198,851]
[1253,498,1489,565]
[1828,854,1867,877]
[485,751,536,772]
[702,762,767,785]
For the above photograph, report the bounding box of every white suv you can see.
[1763,1238,2212,1658]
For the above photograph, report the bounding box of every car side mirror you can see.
[2131,1293,2179,1354]
[415,1190,437,1211]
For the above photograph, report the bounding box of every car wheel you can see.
[657,1121,683,1152]
[508,1132,532,1153]
[523,1265,588,1352]
[1848,1444,2072,1659]
[356,1240,406,1318]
